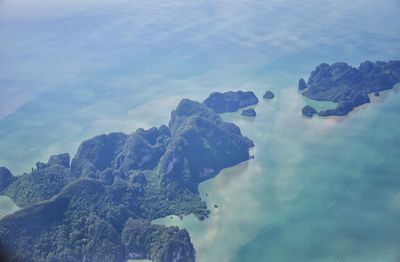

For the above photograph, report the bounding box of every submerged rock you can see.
[263,91,274,99]
[241,108,256,117]
[301,105,317,118]
[203,91,259,113]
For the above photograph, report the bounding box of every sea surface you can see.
[1,0,400,261]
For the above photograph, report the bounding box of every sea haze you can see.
[1,0,400,261]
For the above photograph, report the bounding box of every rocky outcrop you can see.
[0,167,15,192]
[241,108,256,117]
[203,91,259,113]
[263,91,274,99]
[298,78,307,90]
[299,60,400,117]
[48,153,70,168]
[301,105,317,117]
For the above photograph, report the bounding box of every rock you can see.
[241,108,256,117]
[48,153,70,168]
[35,161,48,170]
[0,167,15,192]
[374,92,380,97]
[300,60,400,116]
[298,78,307,90]
[203,91,259,113]
[263,91,274,99]
[301,105,317,117]
[351,92,370,107]
[358,60,374,74]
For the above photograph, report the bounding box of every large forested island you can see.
[299,60,400,117]
[0,94,255,262]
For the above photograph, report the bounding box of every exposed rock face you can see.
[0,96,254,262]
[0,167,15,192]
[301,105,317,117]
[299,60,400,116]
[298,78,307,90]
[48,153,70,168]
[241,108,256,117]
[203,91,259,113]
[263,91,274,99]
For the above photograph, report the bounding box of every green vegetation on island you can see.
[0,97,254,262]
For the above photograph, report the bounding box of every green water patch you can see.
[302,96,338,111]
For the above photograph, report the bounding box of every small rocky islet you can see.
[263,91,274,99]
[0,93,255,262]
[241,108,257,117]
[301,105,318,118]
[299,60,400,117]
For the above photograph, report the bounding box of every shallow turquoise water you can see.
[154,85,400,262]
[1,0,400,261]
